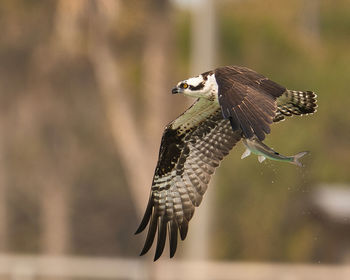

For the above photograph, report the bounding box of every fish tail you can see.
[291,151,309,167]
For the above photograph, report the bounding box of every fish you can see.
[241,137,309,167]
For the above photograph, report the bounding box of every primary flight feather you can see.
[135,65,317,261]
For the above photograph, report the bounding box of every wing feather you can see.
[135,196,153,234]
[239,101,266,140]
[232,105,254,139]
[179,219,189,240]
[135,99,241,260]
[154,217,167,261]
[243,97,273,128]
[139,209,157,256]
[215,66,286,141]
[169,220,178,258]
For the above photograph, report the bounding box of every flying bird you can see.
[135,65,317,261]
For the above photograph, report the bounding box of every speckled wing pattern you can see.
[135,99,242,261]
[274,90,317,122]
[215,66,286,141]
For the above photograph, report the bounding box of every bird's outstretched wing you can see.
[135,99,242,261]
[215,66,286,141]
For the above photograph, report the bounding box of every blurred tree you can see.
[37,0,85,255]
[0,120,8,251]
[184,0,216,264]
[87,0,175,216]
[142,0,174,151]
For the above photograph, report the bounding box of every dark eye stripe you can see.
[189,82,204,91]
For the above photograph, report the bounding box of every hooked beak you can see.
[172,87,183,94]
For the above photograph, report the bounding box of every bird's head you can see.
[172,71,218,100]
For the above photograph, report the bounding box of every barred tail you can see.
[274,90,317,122]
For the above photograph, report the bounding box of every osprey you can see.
[135,65,317,261]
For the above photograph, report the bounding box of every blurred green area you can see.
[0,0,349,263]
[211,0,350,262]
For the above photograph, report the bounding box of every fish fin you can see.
[241,148,251,159]
[291,151,309,167]
[258,155,266,163]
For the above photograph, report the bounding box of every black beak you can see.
[172,87,179,94]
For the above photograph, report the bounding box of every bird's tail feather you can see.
[274,90,317,122]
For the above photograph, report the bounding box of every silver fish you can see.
[241,137,309,167]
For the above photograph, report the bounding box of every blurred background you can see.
[0,0,350,279]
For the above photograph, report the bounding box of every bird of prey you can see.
[135,65,317,261]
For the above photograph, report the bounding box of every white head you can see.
[172,71,218,101]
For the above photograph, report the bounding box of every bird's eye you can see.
[182,83,188,89]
